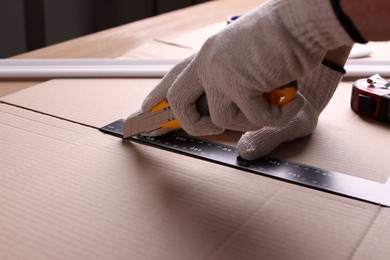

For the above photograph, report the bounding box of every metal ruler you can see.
[100,119,390,207]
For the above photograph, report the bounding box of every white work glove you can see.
[139,0,354,136]
[237,61,345,160]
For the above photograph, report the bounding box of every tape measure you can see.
[351,74,390,123]
[100,119,390,207]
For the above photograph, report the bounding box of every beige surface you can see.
[2,78,390,184]
[1,0,390,259]
[123,23,226,59]
[1,102,389,260]
[0,78,158,128]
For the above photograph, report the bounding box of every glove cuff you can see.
[299,61,345,113]
[322,59,346,75]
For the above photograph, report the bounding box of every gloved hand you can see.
[139,0,354,136]
[237,61,345,160]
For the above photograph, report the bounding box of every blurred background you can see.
[0,0,210,58]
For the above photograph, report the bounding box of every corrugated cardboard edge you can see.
[1,102,390,260]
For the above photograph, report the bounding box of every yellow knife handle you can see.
[150,100,170,112]
[152,81,298,129]
[160,119,181,129]
[263,81,298,107]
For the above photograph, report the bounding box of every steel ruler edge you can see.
[100,119,390,207]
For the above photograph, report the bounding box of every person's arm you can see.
[339,0,390,41]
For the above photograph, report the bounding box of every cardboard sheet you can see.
[2,78,390,183]
[1,104,390,260]
[0,81,42,98]
[0,78,159,128]
[2,9,390,259]
[122,23,225,59]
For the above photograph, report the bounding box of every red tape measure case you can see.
[351,74,390,123]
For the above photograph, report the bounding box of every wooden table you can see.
[0,0,261,97]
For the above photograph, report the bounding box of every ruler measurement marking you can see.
[100,119,389,207]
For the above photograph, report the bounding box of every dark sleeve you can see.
[330,0,368,43]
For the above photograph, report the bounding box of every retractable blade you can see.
[123,100,180,138]
[123,94,210,139]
